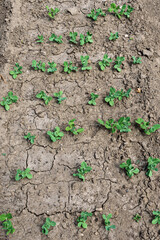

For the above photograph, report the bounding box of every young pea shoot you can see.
[77,212,92,228]
[36,35,44,43]
[135,118,160,135]
[146,157,160,177]
[105,87,131,106]
[152,211,160,224]
[53,91,66,104]
[109,32,119,41]
[120,159,139,178]
[132,56,142,64]
[99,54,112,71]
[32,60,46,72]
[80,55,92,70]
[47,127,64,142]
[36,91,52,105]
[46,6,60,19]
[133,214,141,222]
[0,213,15,235]
[0,92,18,111]
[87,8,106,21]
[63,61,78,74]
[124,5,134,18]
[114,56,125,72]
[88,93,99,105]
[47,62,57,73]
[73,161,92,181]
[49,33,63,43]
[98,117,131,133]
[108,3,133,19]
[9,63,22,79]
[65,119,84,135]
[42,218,56,235]
[15,168,33,181]
[80,32,93,45]
[69,32,78,44]
[102,214,116,231]
[24,133,35,144]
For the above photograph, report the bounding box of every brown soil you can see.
[0,0,160,239]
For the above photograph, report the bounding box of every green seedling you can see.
[88,93,99,105]
[132,56,142,64]
[99,54,112,71]
[87,8,106,21]
[102,214,116,231]
[69,32,78,44]
[9,63,22,79]
[63,61,78,73]
[124,5,134,18]
[53,91,66,104]
[36,91,52,105]
[146,157,160,177]
[114,56,125,72]
[80,31,93,45]
[36,35,44,43]
[24,133,35,144]
[120,159,139,178]
[0,92,18,111]
[135,118,160,135]
[47,62,57,73]
[2,153,6,156]
[108,3,133,19]
[32,60,46,72]
[73,161,92,181]
[47,127,64,142]
[42,217,56,235]
[46,6,59,19]
[15,168,33,181]
[152,211,160,224]
[109,32,119,41]
[105,87,131,106]
[49,33,63,43]
[77,212,92,228]
[133,214,141,222]
[98,117,131,133]
[80,55,92,70]
[0,213,15,235]
[65,119,84,135]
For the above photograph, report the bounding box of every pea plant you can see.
[133,214,141,222]
[32,60,46,72]
[77,212,92,228]
[132,56,142,64]
[135,118,160,135]
[46,6,59,19]
[114,56,125,72]
[98,117,131,133]
[36,91,52,105]
[53,91,66,104]
[146,157,160,177]
[102,214,116,231]
[63,61,78,73]
[47,62,57,73]
[15,168,33,181]
[87,8,106,21]
[0,92,18,111]
[80,55,92,70]
[105,87,131,106]
[109,32,119,41]
[69,32,78,44]
[65,119,84,135]
[80,32,93,45]
[36,35,44,43]
[42,217,56,235]
[47,127,64,142]
[24,133,36,144]
[88,93,99,105]
[9,63,22,79]
[152,211,160,224]
[0,213,15,235]
[120,159,139,178]
[99,54,112,71]
[73,161,92,181]
[108,3,133,19]
[49,33,63,43]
